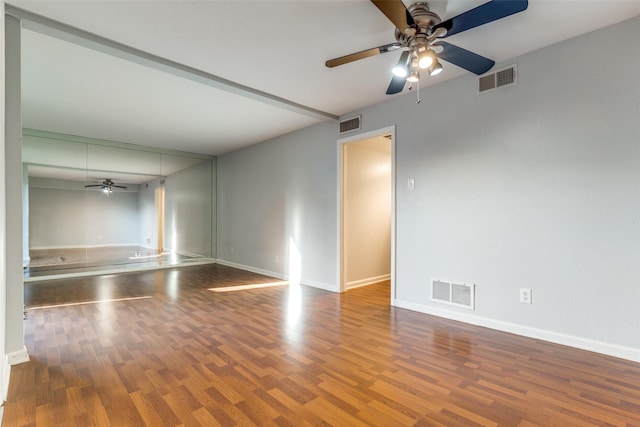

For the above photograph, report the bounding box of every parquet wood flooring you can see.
[4,263,640,426]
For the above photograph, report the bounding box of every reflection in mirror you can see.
[22,130,215,279]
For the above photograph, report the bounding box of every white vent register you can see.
[478,64,517,94]
[432,280,475,310]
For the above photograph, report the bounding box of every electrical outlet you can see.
[407,178,415,190]
[519,288,532,304]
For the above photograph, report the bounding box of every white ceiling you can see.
[8,0,640,157]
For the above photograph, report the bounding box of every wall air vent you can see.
[339,115,361,134]
[478,64,517,94]
[431,279,475,310]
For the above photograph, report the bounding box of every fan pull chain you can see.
[416,80,421,104]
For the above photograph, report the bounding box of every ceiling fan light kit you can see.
[428,58,443,76]
[392,56,409,77]
[417,48,435,69]
[326,0,528,97]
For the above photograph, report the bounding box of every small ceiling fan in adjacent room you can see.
[325,0,528,95]
[84,178,127,194]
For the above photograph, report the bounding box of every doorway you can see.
[338,126,396,300]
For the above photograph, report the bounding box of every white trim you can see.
[215,259,338,292]
[393,298,640,363]
[215,259,284,280]
[1,356,10,403]
[174,250,208,259]
[3,347,30,401]
[390,129,397,303]
[337,125,396,297]
[346,274,391,290]
[6,346,29,366]
[0,0,5,401]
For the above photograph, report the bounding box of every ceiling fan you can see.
[84,178,127,194]
[325,0,528,95]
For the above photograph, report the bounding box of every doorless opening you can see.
[338,126,396,301]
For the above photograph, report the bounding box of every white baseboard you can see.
[346,274,390,290]
[215,259,285,280]
[302,278,338,293]
[7,346,29,366]
[393,299,640,363]
[1,356,10,403]
[1,346,29,402]
[215,259,338,292]
[175,250,210,258]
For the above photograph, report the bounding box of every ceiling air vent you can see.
[431,279,475,310]
[339,115,361,134]
[478,64,517,94]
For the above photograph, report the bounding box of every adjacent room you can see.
[1,0,640,425]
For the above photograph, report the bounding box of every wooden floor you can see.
[4,264,640,426]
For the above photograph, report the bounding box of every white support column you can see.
[0,0,8,402]
[4,13,28,379]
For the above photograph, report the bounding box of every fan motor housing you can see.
[395,2,441,45]
[409,2,441,27]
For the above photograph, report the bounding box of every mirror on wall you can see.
[22,130,216,278]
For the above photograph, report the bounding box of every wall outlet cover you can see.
[519,288,532,304]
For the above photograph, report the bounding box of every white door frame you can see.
[337,125,396,302]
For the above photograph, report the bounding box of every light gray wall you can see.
[29,179,140,248]
[217,121,338,290]
[355,17,640,352]
[84,190,139,246]
[164,159,213,257]
[138,177,161,249]
[216,17,640,357]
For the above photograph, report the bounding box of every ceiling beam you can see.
[5,4,339,122]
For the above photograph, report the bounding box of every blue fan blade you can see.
[436,41,495,75]
[434,0,528,38]
[386,51,410,94]
[386,75,407,95]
